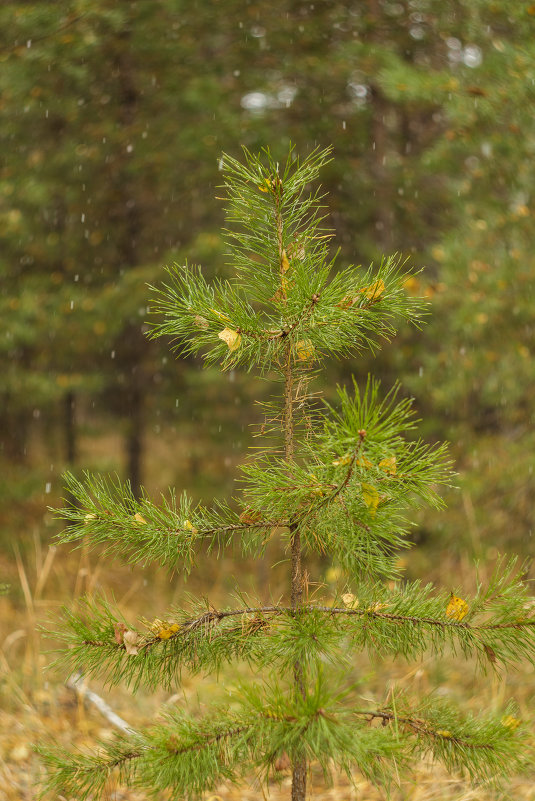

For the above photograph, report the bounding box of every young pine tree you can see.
[44,148,535,800]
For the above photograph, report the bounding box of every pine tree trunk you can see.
[64,390,77,464]
[126,384,143,500]
[284,341,307,801]
[276,183,307,799]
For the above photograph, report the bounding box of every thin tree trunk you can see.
[126,384,143,500]
[277,194,307,801]
[64,390,77,464]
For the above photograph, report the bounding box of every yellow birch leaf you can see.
[218,327,241,352]
[436,730,452,738]
[332,453,352,467]
[356,456,373,469]
[281,249,290,273]
[360,279,386,301]
[295,339,315,362]
[446,593,469,622]
[342,592,359,608]
[183,519,199,536]
[379,456,397,475]
[132,512,147,525]
[84,513,96,524]
[156,623,180,640]
[123,630,140,656]
[361,483,379,517]
[502,715,521,730]
[258,178,272,193]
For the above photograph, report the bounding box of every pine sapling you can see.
[43,147,535,800]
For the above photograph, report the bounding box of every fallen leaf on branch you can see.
[361,483,379,517]
[183,519,199,536]
[379,456,397,475]
[218,327,242,352]
[281,249,290,273]
[446,593,469,622]
[84,513,96,524]
[113,622,127,645]
[483,643,497,664]
[123,630,140,656]
[156,623,181,640]
[294,339,315,362]
[436,729,452,738]
[360,279,385,301]
[273,752,291,772]
[239,507,262,525]
[356,456,373,469]
[342,592,359,608]
[332,453,352,467]
[132,513,147,525]
[194,315,209,330]
[502,715,521,730]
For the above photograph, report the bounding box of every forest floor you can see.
[2,539,535,801]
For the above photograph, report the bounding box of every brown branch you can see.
[82,603,535,653]
[353,709,495,751]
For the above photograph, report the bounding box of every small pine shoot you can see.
[42,147,535,800]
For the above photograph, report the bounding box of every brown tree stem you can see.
[278,188,307,799]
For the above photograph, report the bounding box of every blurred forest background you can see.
[1,2,535,798]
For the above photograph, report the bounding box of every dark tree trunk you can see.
[64,390,77,465]
[126,384,143,500]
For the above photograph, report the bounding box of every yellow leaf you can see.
[132,512,147,525]
[84,513,96,524]
[366,602,389,612]
[183,519,199,536]
[360,279,385,301]
[502,715,521,730]
[281,249,290,273]
[446,593,469,622]
[379,456,397,475]
[123,630,140,656]
[332,453,352,467]
[361,483,379,517]
[356,455,373,469]
[436,730,452,738]
[218,327,242,352]
[342,592,359,608]
[156,623,180,640]
[294,339,315,362]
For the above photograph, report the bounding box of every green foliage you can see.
[43,149,535,799]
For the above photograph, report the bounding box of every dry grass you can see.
[2,534,535,801]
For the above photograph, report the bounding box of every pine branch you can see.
[48,563,535,693]
[51,471,282,570]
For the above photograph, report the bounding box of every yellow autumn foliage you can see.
[445,593,469,622]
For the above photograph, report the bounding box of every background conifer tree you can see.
[43,148,535,800]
